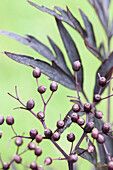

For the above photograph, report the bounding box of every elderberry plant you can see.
[0,0,113,170]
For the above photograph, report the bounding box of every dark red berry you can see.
[57,120,65,129]
[30,162,37,169]
[84,122,94,133]
[28,142,36,150]
[94,94,101,102]
[96,134,105,144]
[99,77,106,87]
[88,144,95,153]
[44,129,52,139]
[30,129,38,139]
[44,157,52,165]
[6,115,14,125]
[15,137,23,146]
[35,134,43,143]
[0,131,2,138]
[95,111,103,119]
[108,161,113,170]
[35,146,42,156]
[33,67,41,78]
[38,86,46,94]
[37,112,45,120]
[72,104,81,112]
[67,133,75,142]
[77,118,85,126]
[3,162,9,169]
[91,128,99,139]
[71,113,79,123]
[52,132,60,141]
[84,103,91,112]
[69,154,78,163]
[0,115,4,125]
[50,81,58,92]
[102,123,110,134]
[14,154,22,164]
[72,61,81,72]
[26,99,35,110]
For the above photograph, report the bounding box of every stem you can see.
[75,132,86,149]
[107,82,111,122]
[103,143,111,161]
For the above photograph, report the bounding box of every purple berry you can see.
[30,129,38,139]
[72,61,81,72]
[15,137,23,146]
[96,134,105,144]
[33,67,41,78]
[72,104,81,112]
[84,122,94,133]
[67,133,75,142]
[14,154,22,164]
[84,103,91,112]
[26,99,35,110]
[99,77,106,87]
[88,144,95,153]
[0,115,4,125]
[3,162,9,169]
[28,142,36,150]
[30,162,37,169]
[35,146,42,156]
[95,111,103,119]
[52,132,60,141]
[44,129,52,139]
[38,86,46,94]
[91,128,99,139]
[108,161,113,170]
[102,123,110,134]
[37,112,45,120]
[35,134,43,143]
[69,154,78,163]
[94,94,101,102]
[50,81,58,92]
[44,157,52,165]
[0,131,2,138]
[77,118,85,126]
[6,115,14,125]
[71,113,79,123]
[57,120,65,129]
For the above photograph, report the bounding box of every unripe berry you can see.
[30,162,37,169]
[3,162,9,169]
[26,99,35,110]
[30,129,38,139]
[50,81,58,92]
[52,132,60,141]
[0,131,2,138]
[72,61,81,72]
[95,111,103,119]
[44,129,52,139]
[102,123,110,134]
[6,115,14,125]
[14,154,22,164]
[71,113,79,123]
[91,128,99,139]
[35,146,42,156]
[35,134,43,143]
[99,77,106,87]
[67,133,75,142]
[84,122,94,133]
[44,157,52,165]
[96,134,105,144]
[15,138,23,146]
[108,161,113,170]
[77,118,85,126]
[37,112,45,120]
[94,94,101,102]
[72,104,81,112]
[0,115,4,125]
[33,67,41,78]
[57,120,65,129]
[38,86,46,94]
[84,103,91,112]
[28,142,36,150]
[69,154,78,163]
[88,144,95,153]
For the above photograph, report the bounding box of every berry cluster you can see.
[1,62,113,170]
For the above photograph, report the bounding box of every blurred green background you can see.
[0,0,113,169]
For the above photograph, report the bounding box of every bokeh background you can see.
[0,0,113,169]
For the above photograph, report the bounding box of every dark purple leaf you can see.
[93,0,108,33]
[57,101,84,134]
[66,6,86,37]
[3,52,76,90]
[0,31,55,61]
[88,0,94,6]
[75,148,97,165]
[79,9,96,48]
[94,52,113,95]
[27,1,75,28]
[56,19,83,90]
[47,36,72,76]
[94,117,113,164]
